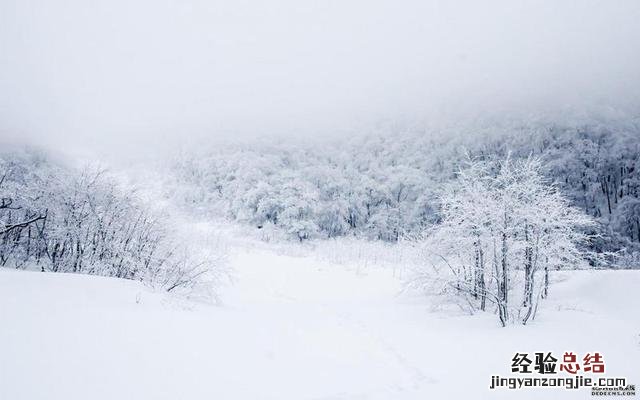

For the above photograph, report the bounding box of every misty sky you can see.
[1,0,640,156]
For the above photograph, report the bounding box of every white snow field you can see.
[1,248,639,400]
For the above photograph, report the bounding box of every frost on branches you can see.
[420,156,595,326]
[0,150,222,300]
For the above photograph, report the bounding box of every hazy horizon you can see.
[2,0,640,159]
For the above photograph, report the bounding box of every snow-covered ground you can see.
[1,248,639,400]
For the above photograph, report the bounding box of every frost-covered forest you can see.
[2,120,640,398]
[2,114,639,326]
[169,117,640,264]
[2,0,640,397]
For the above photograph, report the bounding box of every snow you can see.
[1,248,639,400]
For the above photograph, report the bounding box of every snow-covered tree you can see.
[422,155,595,326]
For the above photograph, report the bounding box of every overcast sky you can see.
[1,0,639,157]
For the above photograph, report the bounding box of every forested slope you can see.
[168,117,640,265]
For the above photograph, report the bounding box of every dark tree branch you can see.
[0,214,46,235]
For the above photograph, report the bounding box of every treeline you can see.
[0,149,216,294]
[168,118,640,265]
[475,121,640,264]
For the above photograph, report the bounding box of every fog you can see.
[1,0,640,158]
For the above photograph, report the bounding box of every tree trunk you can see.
[473,239,479,299]
[501,230,509,324]
[604,177,612,214]
[542,263,549,299]
[523,225,534,308]
[478,244,486,311]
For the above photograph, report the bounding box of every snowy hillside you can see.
[2,1,640,398]
[2,250,638,400]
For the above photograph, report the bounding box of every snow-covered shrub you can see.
[0,149,220,297]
